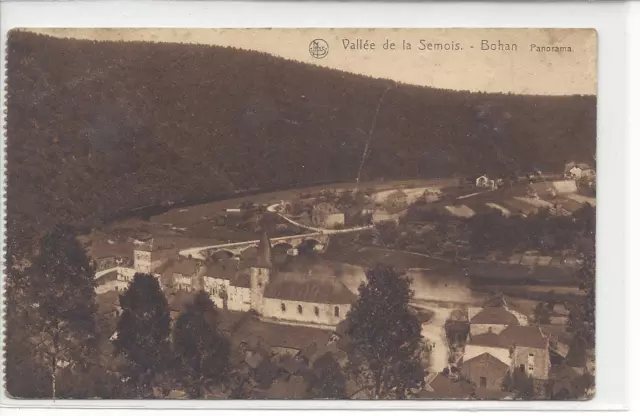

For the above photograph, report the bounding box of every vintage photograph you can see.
[3,28,596,400]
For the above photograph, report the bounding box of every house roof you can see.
[461,352,509,375]
[500,325,548,349]
[202,261,233,281]
[425,374,476,399]
[264,271,357,304]
[231,316,332,352]
[231,269,252,288]
[468,331,511,349]
[255,231,273,269]
[173,258,200,276]
[445,204,475,218]
[279,356,304,375]
[469,306,519,325]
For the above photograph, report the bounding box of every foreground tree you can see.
[173,291,231,398]
[114,273,171,395]
[345,266,425,399]
[502,369,535,399]
[27,225,98,398]
[307,352,348,399]
[568,239,596,349]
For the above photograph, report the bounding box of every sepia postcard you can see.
[2,28,596,401]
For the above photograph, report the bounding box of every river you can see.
[335,263,485,373]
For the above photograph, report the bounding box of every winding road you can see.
[266,203,374,234]
[178,203,375,259]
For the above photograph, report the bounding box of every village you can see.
[86,161,596,399]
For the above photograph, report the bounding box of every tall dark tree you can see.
[114,273,171,395]
[568,232,596,349]
[173,291,231,398]
[345,266,426,399]
[308,352,347,399]
[26,224,98,398]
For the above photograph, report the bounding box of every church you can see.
[201,231,357,329]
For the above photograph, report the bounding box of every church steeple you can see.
[250,231,272,314]
[256,230,273,269]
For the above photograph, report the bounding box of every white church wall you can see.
[262,297,350,327]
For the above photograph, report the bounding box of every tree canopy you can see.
[345,265,426,398]
[173,291,232,397]
[26,224,98,398]
[114,273,171,393]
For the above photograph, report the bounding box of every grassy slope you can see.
[6,32,596,249]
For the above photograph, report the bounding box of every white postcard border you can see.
[0,0,631,412]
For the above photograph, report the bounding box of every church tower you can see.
[134,239,153,274]
[250,231,272,314]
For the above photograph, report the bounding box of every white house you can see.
[476,175,496,189]
[94,242,168,294]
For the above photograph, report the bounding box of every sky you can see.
[25,28,597,96]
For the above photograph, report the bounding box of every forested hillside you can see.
[6,31,596,248]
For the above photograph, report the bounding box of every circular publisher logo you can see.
[309,39,329,59]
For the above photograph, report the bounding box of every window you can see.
[281,303,286,312]
[528,366,534,374]
[519,364,525,373]
[334,306,340,317]
[479,377,487,388]
[314,306,320,316]
[297,305,303,314]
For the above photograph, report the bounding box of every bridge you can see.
[179,232,330,260]
[179,203,375,260]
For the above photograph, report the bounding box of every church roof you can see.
[264,271,357,305]
[255,231,273,269]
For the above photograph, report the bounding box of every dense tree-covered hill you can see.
[6,31,596,247]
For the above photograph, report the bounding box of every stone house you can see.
[202,260,252,311]
[500,325,551,382]
[172,257,202,291]
[460,352,510,391]
[468,306,520,336]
